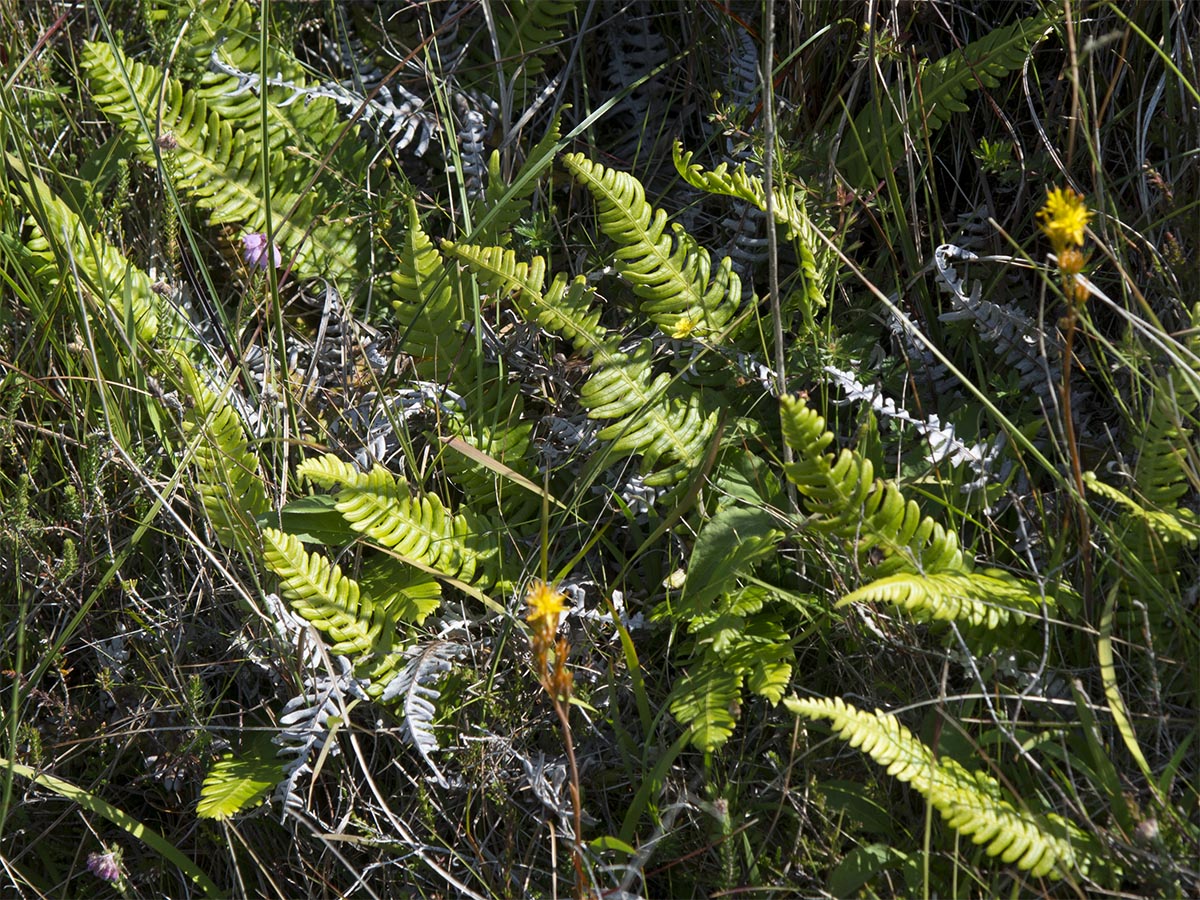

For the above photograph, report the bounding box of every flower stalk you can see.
[525,581,588,898]
[1037,186,1094,615]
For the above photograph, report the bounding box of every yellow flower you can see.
[1037,186,1091,253]
[670,313,701,340]
[525,580,566,631]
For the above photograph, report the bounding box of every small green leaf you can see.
[669,664,742,750]
[197,733,283,820]
[588,835,637,856]
[264,494,350,545]
[829,843,909,897]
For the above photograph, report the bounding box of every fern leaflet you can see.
[839,571,1045,629]
[781,394,964,574]
[197,734,283,820]
[297,454,490,587]
[581,340,720,485]
[261,527,382,656]
[13,158,160,342]
[781,394,1052,627]
[443,241,607,354]
[390,199,468,382]
[179,361,268,551]
[381,640,465,788]
[669,663,743,750]
[82,41,361,285]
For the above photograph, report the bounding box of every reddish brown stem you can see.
[543,677,587,899]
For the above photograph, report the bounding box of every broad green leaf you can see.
[197,733,284,820]
[681,506,782,615]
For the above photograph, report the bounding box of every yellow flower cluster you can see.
[525,580,574,702]
[1037,186,1092,306]
[526,580,567,634]
[1037,186,1092,254]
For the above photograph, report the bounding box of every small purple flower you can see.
[241,232,282,270]
[87,849,121,884]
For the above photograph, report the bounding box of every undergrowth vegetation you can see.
[1,1,1197,897]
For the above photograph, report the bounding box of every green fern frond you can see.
[672,143,829,318]
[786,696,1086,879]
[1096,309,1200,612]
[1084,473,1200,547]
[491,0,577,77]
[390,199,467,381]
[670,603,795,749]
[443,241,607,354]
[680,507,784,617]
[746,647,793,705]
[297,454,486,586]
[839,571,1045,629]
[1133,358,1198,512]
[673,141,804,238]
[781,394,1057,628]
[182,0,354,161]
[1135,410,1194,514]
[665,506,795,749]
[838,13,1056,187]
[582,340,720,485]
[81,41,361,285]
[357,555,443,627]
[352,557,444,687]
[438,378,541,524]
[781,394,964,574]
[562,152,743,341]
[179,362,269,551]
[695,609,792,691]
[446,240,721,485]
[11,158,159,342]
[261,527,381,656]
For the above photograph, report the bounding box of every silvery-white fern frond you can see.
[604,3,668,160]
[934,243,1060,401]
[722,22,759,115]
[274,657,369,815]
[887,297,960,398]
[381,640,466,788]
[824,365,1007,492]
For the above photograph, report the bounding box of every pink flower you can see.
[241,232,282,270]
[87,849,121,883]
